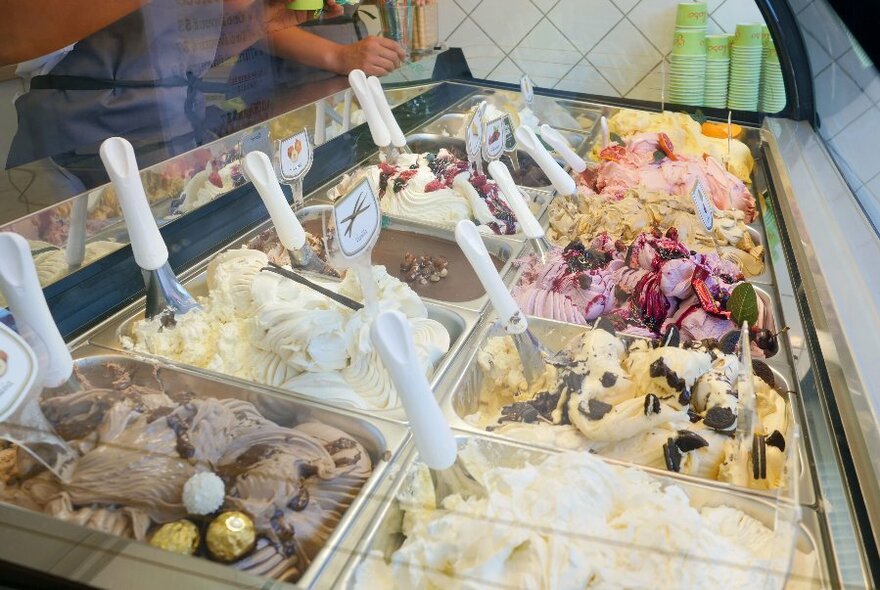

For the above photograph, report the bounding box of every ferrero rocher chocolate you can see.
[206,511,255,562]
[149,520,200,556]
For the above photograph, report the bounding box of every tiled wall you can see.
[439,0,765,99]
[791,0,880,232]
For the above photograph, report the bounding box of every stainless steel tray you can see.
[0,351,409,590]
[505,242,790,364]
[234,204,526,314]
[418,113,590,157]
[436,315,815,506]
[449,92,605,136]
[85,262,479,424]
[329,434,830,589]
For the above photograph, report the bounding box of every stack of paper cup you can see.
[704,34,730,108]
[728,23,763,110]
[668,2,708,107]
[760,42,785,112]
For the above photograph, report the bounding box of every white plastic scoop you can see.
[0,232,78,481]
[540,124,588,174]
[368,75,410,154]
[455,220,546,387]
[348,69,395,162]
[65,194,89,270]
[242,151,336,276]
[100,137,199,321]
[514,125,576,196]
[371,310,456,470]
[487,160,554,264]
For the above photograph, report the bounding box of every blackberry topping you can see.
[562,241,611,272]
[657,247,687,261]
[644,393,661,416]
[675,430,710,452]
[577,274,593,290]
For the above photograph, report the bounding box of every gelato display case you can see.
[1,0,879,588]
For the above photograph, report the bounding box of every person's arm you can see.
[267,26,405,76]
[0,0,146,66]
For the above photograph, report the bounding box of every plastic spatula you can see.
[514,125,576,196]
[455,220,546,387]
[0,232,78,481]
[367,75,410,154]
[487,160,554,264]
[540,124,588,175]
[100,137,199,321]
[242,151,337,276]
[348,69,394,162]
[371,310,456,470]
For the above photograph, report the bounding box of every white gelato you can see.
[354,441,799,589]
[123,249,450,412]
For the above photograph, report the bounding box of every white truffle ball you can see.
[182,472,225,516]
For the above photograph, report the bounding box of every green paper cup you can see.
[676,2,708,27]
[734,23,763,47]
[671,29,707,55]
[706,35,730,59]
[286,0,323,8]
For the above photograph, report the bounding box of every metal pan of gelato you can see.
[0,352,408,588]
[244,204,523,312]
[88,249,478,421]
[438,316,813,503]
[332,435,827,589]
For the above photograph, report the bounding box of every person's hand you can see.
[331,36,405,76]
[323,0,344,18]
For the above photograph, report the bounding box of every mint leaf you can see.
[653,149,666,162]
[727,283,759,326]
[609,132,624,145]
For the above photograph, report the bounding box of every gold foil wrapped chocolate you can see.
[149,520,200,556]
[206,511,255,562]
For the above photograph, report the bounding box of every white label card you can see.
[520,74,535,106]
[465,102,486,160]
[333,178,381,259]
[690,179,714,232]
[483,117,505,162]
[279,130,313,181]
[240,125,271,158]
[0,323,38,421]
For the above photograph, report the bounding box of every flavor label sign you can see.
[279,130,313,181]
[483,117,505,161]
[0,323,37,422]
[333,178,381,259]
[240,125,271,159]
[501,114,517,153]
[690,179,714,232]
[520,74,535,106]
[465,102,486,160]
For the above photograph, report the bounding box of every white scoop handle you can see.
[99,137,168,271]
[540,124,587,174]
[514,126,576,196]
[243,152,307,250]
[487,160,544,240]
[342,88,353,132]
[367,76,406,149]
[455,220,525,331]
[314,99,327,146]
[600,116,610,147]
[0,233,72,387]
[371,310,456,470]
[348,70,390,148]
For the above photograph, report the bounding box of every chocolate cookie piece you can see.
[663,438,682,472]
[643,393,661,416]
[675,430,709,452]
[704,406,736,432]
